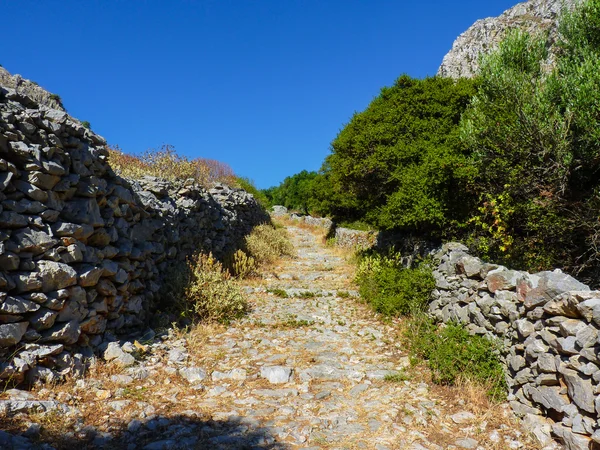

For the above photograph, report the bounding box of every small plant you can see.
[244,224,295,265]
[180,252,247,323]
[337,290,350,298]
[81,120,91,130]
[230,249,256,278]
[384,371,409,383]
[49,93,62,103]
[325,237,337,247]
[267,288,288,298]
[297,291,316,298]
[280,317,314,328]
[406,314,506,401]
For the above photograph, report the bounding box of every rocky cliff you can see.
[438,0,579,79]
[0,69,268,385]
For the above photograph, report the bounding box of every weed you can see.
[229,249,256,278]
[107,144,237,188]
[384,371,409,383]
[179,253,248,323]
[406,314,506,401]
[277,315,314,328]
[296,291,316,298]
[81,120,91,130]
[337,290,350,298]
[267,288,288,298]
[245,224,295,265]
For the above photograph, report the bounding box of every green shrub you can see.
[245,224,295,264]
[460,0,600,282]
[322,75,478,232]
[355,251,434,317]
[180,253,247,323]
[406,315,506,401]
[81,121,91,130]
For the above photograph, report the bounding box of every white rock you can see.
[260,366,293,384]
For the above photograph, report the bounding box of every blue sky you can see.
[1,0,516,188]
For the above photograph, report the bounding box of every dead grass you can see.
[108,144,237,188]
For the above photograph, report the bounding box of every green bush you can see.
[322,75,478,233]
[355,251,434,317]
[460,0,600,282]
[406,315,506,401]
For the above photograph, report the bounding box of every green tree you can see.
[323,75,478,234]
[461,0,600,280]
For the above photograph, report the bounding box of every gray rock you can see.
[0,399,73,415]
[36,260,77,291]
[561,368,595,414]
[456,255,484,278]
[438,0,580,79]
[260,365,293,384]
[41,320,80,344]
[271,205,288,217]
[522,414,553,447]
[0,322,28,346]
[179,367,207,383]
[525,385,567,412]
[167,348,187,363]
[28,308,58,331]
[0,296,40,314]
[552,424,591,450]
[450,411,476,424]
[454,438,478,449]
[11,229,58,255]
[577,297,600,325]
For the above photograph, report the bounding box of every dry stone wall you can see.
[431,243,600,449]
[0,80,268,385]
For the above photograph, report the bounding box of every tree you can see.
[460,0,600,280]
[322,75,478,233]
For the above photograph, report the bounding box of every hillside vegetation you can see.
[266,0,600,284]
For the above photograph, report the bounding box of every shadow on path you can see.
[1,414,290,450]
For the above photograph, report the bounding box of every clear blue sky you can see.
[1,0,516,188]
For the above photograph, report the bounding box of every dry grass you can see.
[245,224,296,265]
[181,253,248,322]
[108,144,237,188]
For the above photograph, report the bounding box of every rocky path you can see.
[0,224,538,449]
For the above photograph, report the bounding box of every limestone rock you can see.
[0,322,28,347]
[261,366,293,384]
[438,0,581,79]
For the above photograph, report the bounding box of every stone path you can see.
[0,224,539,449]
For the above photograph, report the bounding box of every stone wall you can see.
[431,243,600,449]
[0,82,268,385]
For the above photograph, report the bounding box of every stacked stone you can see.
[334,228,377,249]
[430,242,600,449]
[0,83,267,385]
